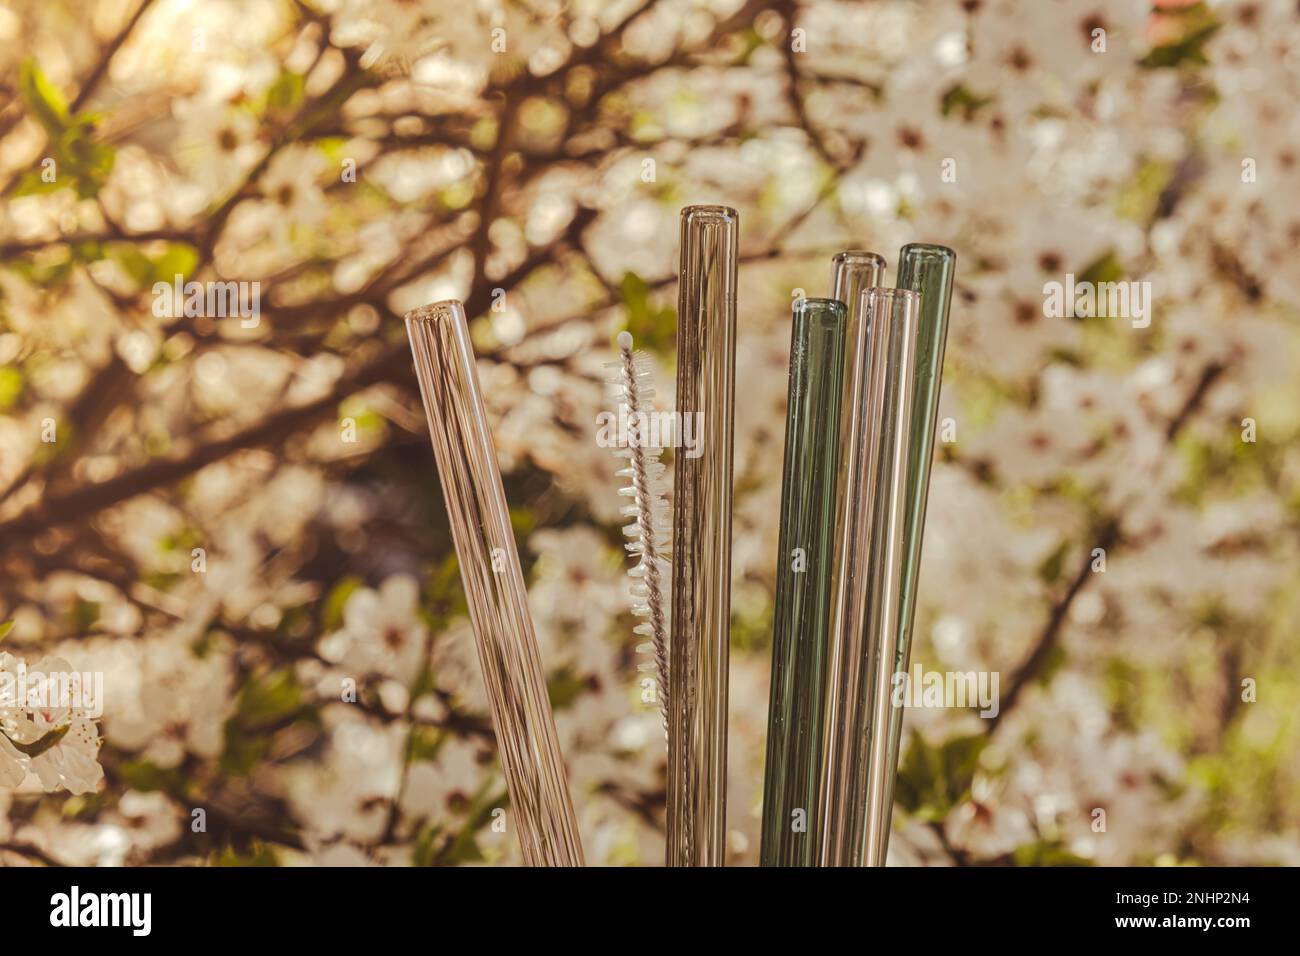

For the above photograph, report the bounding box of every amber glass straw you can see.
[760,297,846,867]
[819,287,918,866]
[405,300,584,867]
[869,243,957,866]
[667,205,737,867]
[816,252,885,866]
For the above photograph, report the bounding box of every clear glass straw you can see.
[406,300,585,867]
[760,297,847,867]
[830,252,886,322]
[869,243,957,866]
[817,252,886,866]
[667,205,737,867]
[829,253,886,515]
[857,286,930,868]
[819,286,918,866]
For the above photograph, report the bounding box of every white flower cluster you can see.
[0,653,103,795]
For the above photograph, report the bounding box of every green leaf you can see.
[71,598,100,632]
[264,70,306,113]
[619,272,676,355]
[18,60,70,136]
[150,243,200,284]
[1012,840,1091,867]
[1036,539,1070,585]
[315,136,349,164]
[442,784,508,865]
[338,397,384,434]
[894,733,988,822]
[425,554,468,630]
[0,369,23,412]
[110,247,156,287]
[547,666,586,710]
[729,603,774,653]
[1038,642,1069,687]
[115,758,187,793]
[10,724,69,758]
[111,241,200,291]
[12,168,64,197]
[407,725,447,763]
[1140,4,1221,70]
[1116,159,1174,224]
[1077,250,1125,287]
[16,60,116,198]
[237,668,306,727]
[508,506,535,538]
[220,721,269,776]
[321,575,364,631]
[62,126,116,199]
[7,249,76,286]
[412,823,446,866]
[214,841,280,866]
[940,83,994,120]
[413,779,509,866]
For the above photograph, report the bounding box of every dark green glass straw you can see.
[761,297,847,866]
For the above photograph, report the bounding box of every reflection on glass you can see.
[406,300,584,867]
[667,206,738,867]
[820,287,918,866]
[870,243,957,866]
[761,297,846,867]
[818,251,887,865]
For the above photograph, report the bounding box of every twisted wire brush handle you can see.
[613,331,672,731]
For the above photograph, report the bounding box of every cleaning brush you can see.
[607,330,671,733]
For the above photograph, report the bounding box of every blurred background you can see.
[0,0,1297,866]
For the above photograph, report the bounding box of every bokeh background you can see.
[0,0,1298,866]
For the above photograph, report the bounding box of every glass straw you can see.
[760,297,847,867]
[817,252,886,866]
[830,252,886,323]
[857,286,930,868]
[819,286,918,866]
[667,205,737,867]
[867,243,957,867]
[405,300,585,867]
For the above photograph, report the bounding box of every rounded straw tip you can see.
[404,299,466,327]
[616,330,633,350]
[900,243,957,262]
[833,250,886,266]
[681,204,738,223]
[794,296,847,317]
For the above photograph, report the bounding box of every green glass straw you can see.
[760,297,847,867]
[866,243,956,866]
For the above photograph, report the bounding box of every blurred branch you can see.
[0,841,68,867]
[0,0,158,199]
[988,361,1226,731]
[0,228,193,257]
[777,0,840,168]
[0,207,597,546]
[70,0,159,112]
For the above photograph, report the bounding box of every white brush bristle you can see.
[608,333,672,734]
